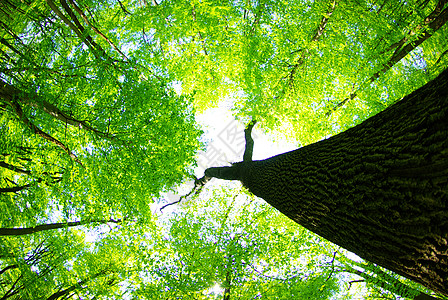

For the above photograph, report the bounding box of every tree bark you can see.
[205,68,448,295]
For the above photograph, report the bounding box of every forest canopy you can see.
[1,0,447,299]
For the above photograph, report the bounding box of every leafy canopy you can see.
[1,0,447,299]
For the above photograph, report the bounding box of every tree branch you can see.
[3,96,83,166]
[67,0,129,61]
[46,270,109,300]
[0,161,30,175]
[243,120,257,162]
[327,3,448,115]
[46,0,106,60]
[324,251,337,282]
[311,0,337,43]
[0,265,18,276]
[435,48,448,65]
[0,218,125,236]
[0,183,33,194]
[160,177,208,211]
[287,0,337,86]
[348,279,364,290]
[0,79,119,140]
[1,274,23,299]
[118,0,131,15]
[161,120,257,211]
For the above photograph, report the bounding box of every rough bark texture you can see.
[206,68,448,295]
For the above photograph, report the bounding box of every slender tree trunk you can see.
[205,68,448,295]
[0,218,124,236]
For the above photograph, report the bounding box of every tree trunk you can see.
[205,68,448,295]
[0,218,124,236]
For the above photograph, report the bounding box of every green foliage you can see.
[133,184,340,299]
[135,0,447,144]
[1,0,446,299]
[0,0,203,227]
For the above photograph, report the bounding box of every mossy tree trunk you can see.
[205,68,448,296]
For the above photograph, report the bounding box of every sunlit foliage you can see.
[1,0,447,298]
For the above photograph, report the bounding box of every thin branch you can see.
[243,120,257,162]
[0,161,30,175]
[288,0,337,85]
[0,181,37,194]
[223,268,231,300]
[435,48,448,65]
[324,251,337,282]
[1,78,117,142]
[45,0,102,59]
[160,178,207,211]
[25,96,118,140]
[0,218,125,236]
[311,0,337,42]
[348,279,364,290]
[1,89,83,166]
[0,38,27,61]
[46,270,108,300]
[1,274,23,299]
[161,120,258,211]
[67,0,129,61]
[327,2,448,115]
[0,265,18,276]
[247,2,264,37]
[118,0,131,15]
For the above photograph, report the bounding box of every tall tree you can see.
[0,0,202,229]
[201,67,448,295]
[2,0,448,298]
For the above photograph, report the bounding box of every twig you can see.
[324,251,337,282]
[348,280,364,290]
[160,178,208,211]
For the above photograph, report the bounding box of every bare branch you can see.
[160,177,208,211]
[324,251,337,282]
[348,279,364,290]
[161,120,258,211]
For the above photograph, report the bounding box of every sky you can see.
[159,97,298,212]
